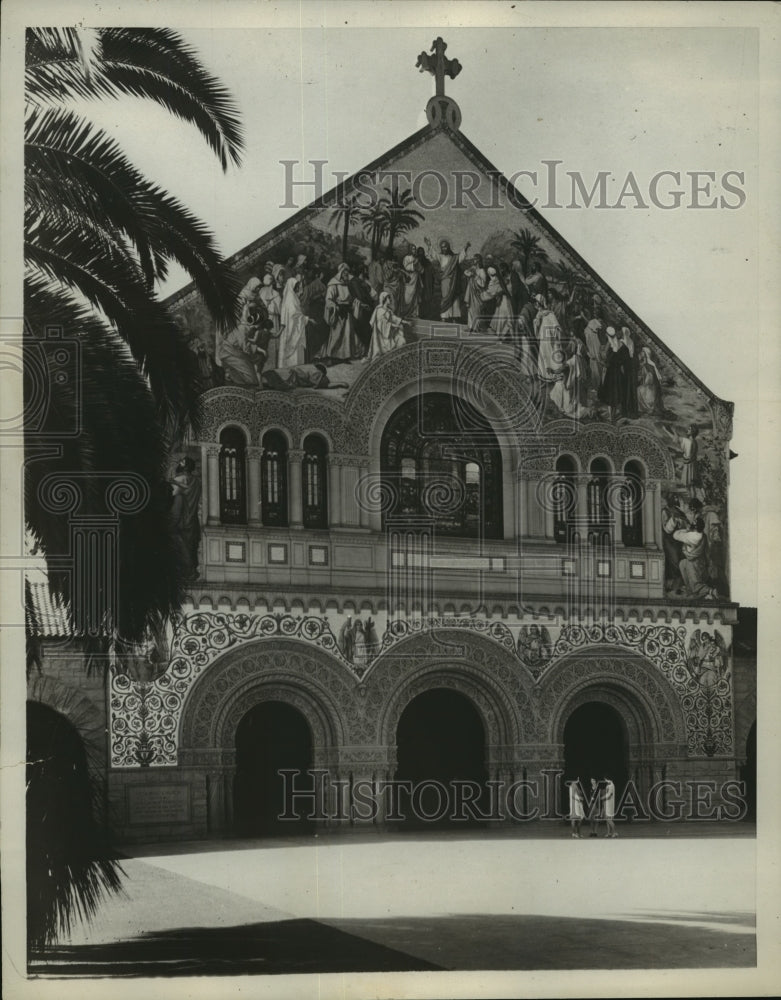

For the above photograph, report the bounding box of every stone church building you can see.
[28,45,756,841]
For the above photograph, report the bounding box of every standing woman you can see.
[568,779,585,838]
[603,775,618,838]
[588,777,602,837]
[277,275,310,370]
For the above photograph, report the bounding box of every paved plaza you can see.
[28,823,756,979]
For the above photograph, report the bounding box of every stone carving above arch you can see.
[363,628,535,746]
[216,680,337,756]
[539,647,688,749]
[199,387,259,444]
[347,340,543,455]
[522,421,675,480]
[179,639,355,752]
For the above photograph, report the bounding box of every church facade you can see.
[29,46,755,841]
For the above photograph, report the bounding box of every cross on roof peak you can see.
[416,37,462,97]
[416,38,463,131]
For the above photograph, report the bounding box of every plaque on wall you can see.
[126,784,191,825]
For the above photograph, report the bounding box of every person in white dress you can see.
[602,775,618,837]
[568,779,585,838]
[368,291,407,359]
[277,275,310,369]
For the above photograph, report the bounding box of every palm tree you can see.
[25,27,244,643]
[510,227,549,277]
[381,184,424,255]
[328,193,359,259]
[551,259,587,297]
[357,199,390,260]
[23,26,244,952]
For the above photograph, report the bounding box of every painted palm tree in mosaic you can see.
[510,226,549,277]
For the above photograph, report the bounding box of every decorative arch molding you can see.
[364,629,535,746]
[214,418,253,446]
[540,647,688,750]
[179,639,353,754]
[199,386,358,453]
[554,684,653,749]
[27,675,106,771]
[357,344,536,461]
[200,388,259,444]
[523,422,675,480]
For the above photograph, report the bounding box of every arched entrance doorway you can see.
[741,721,756,821]
[233,701,314,836]
[563,702,630,816]
[395,688,488,828]
[27,702,120,950]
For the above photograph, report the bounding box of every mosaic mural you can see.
[169,126,732,602]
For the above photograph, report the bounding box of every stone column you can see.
[577,478,589,528]
[289,449,304,528]
[247,446,262,525]
[206,445,221,524]
[358,463,371,529]
[206,770,229,833]
[328,457,342,528]
[645,481,660,546]
[199,444,210,527]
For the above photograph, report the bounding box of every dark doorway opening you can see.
[233,701,313,836]
[563,701,630,817]
[740,721,756,821]
[395,688,488,828]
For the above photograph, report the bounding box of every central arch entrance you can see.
[233,701,314,836]
[563,702,630,814]
[395,688,488,828]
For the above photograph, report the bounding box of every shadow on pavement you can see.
[28,918,443,978]
[29,910,755,977]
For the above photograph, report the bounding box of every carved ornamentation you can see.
[364,628,536,744]
[522,422,674,479]
[110,611,733,766]
[110,612,359,766]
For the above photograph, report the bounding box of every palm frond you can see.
[24,276,191,641]
[26,27,244,170]
[26,107,239,325]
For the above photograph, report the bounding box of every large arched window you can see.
[553,454,577,544]
[587,457,612,544]
[261,430,288,527]
[219,427,247,525]
[380,393,503,539]
[620,459,645,547]
[302,434,328,529]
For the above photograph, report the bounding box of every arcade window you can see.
[620,460,645,548]
[587,457,612,545]
[380,393,503,540]
[261,430,288,527]
[553,454,577,544]
[302,434,328,529]
[219,427,247,525]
